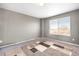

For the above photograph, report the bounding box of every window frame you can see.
[48,16,71,36]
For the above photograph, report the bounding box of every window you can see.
[49,16,70,36]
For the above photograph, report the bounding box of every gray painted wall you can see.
[0,8,40,46]
[40,19,45,37]
[0,8,79,46]
[43,9,79,45]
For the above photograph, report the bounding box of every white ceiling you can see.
[0,3,79,18]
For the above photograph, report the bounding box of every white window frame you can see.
[49,16,71,36]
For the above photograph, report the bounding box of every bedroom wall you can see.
[42,9,79,45]
[0,8,40,46]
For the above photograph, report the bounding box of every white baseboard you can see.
[46,37,79,47]
[1,37,79,49]
[0,38,36,49]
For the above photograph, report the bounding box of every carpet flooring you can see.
[0,38,79,56]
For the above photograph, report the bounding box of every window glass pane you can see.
[49,20,58,35]
[58,17,70,36]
